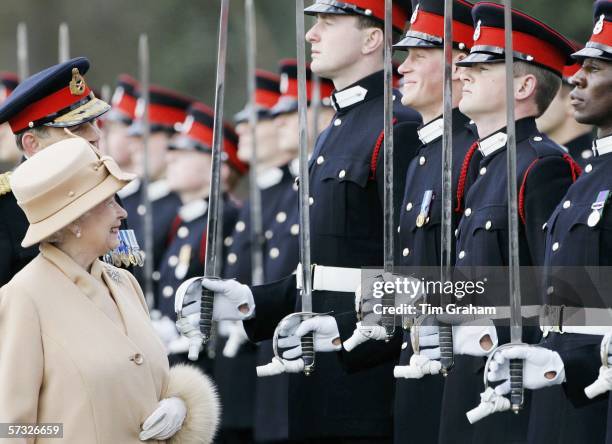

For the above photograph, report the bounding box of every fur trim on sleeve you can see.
[165,364,221,444]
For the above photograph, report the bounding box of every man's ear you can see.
[362,27,384,56]
[20,132,40,157]
[452,52,467,80]
[515,73,537,102]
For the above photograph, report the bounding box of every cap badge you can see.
[594,14,605,35]
[280,73,289,94]
[410,4,419,24]
[69,68,86,96]
[473,20,481,41]
[182,115,194,134]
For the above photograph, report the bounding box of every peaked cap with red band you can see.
[270,59,335,116]
[394,0,474,51]
[0,72,19,104]
[572,0,612,61]
[234,69,281,123]
[0,57,110,134]
[456,2,576,76]
[304,0,412,33]
[171,102,249,175]
[105,74,139,125]
[128,84,193,136]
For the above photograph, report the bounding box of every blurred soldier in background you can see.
[0,72,20,172]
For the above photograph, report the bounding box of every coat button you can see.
[546,286,555,295]
[406,202,413,211]
[224,236,233,247]
[552,242,559,251]
[533,136,543,142]
[397,225,401,233]
[401,342,408,350]
[317,156,325,165]
[137,205,146,216]
[582,150,593,160]
[309,197,314,205]
[458,250,466,259]
[227,253,237,264]
[402,248,410,257]
[419,156,426,165]
[334,118,342,126]
[269,248,280,259]
[542,222,547,230]
[168,255,179,267]
[485,220,492,230]
[235,221,246,232]
[276,211,287,223]
[464,208,472,217]
[480,167,487,175]
[339,169,346,179]
[162,286,174,298]
[131,353,144,365]
[152,271,161,281]
[454,228,459,237]
[562,200,571,209]
[585,164,592,173]
[177,226,189,238]
[290,224,299,235]
[265,230,274,239]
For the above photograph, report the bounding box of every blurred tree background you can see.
[0,0,595,116]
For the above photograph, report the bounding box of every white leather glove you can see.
[466,387,511,424]
[139,397,186,441]
[277,315,342,359]
[412,320,498,359]
[220,321,249,358]
[585,332,612,398]
[343,322,388,352]
[174,314,204,360]
[151,315,180,349]
[394,354,442,379]
[487,345,565,395]
[200,278,255,321]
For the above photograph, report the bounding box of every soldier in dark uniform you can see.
[487,2,612,443]
[423,4,581,443]
[0,57,111,286]
[248,62,334,444]
[0,72,20,172]
[118,85,192,299]
[333,2,478,443]
[101,74,139,172]
[537,60,595,168]
[177,1,423,442]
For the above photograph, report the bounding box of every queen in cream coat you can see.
[0,138,220,443]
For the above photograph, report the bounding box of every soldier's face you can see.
[569,58,612,130]
[459,63,506,120]
[398,48,444,116]
[104,121,133,170]
[236,119,279,163]
[129,132,170,180]
[275,111,300,153]
[536,85,570,134]
[166,150,212,193]
[306,14,365,79]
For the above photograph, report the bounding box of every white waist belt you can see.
[295,264,362,293]
[557,326,612,335]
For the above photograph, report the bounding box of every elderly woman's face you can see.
[78,197,128,254]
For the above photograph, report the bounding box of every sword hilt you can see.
[199,286,215,344]
[301,331,315,375]
[381,289,396,341]
[509,358,524,413]
[439,323,454,376]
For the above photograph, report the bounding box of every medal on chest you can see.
[588,190,610,227]
[175,244,192,280]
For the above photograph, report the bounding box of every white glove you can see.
[394,354,442,379]
[412,320,498,359]
[151,315,180,348]
[277,315,342,359]
[584,332,612,398]
[139,397,186,441]
[200,278,255,321]
[175,315,204,360]
[487,345,565,395]
[221,321,249,358]
[343,322,388,351]
[466,387,511,424]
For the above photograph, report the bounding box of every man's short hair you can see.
[355,15,402,42]
[513,61,561,117]
[15,125,49,151]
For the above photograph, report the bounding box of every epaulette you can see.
[0,172,12,196]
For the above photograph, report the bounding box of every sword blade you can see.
[17,23,29,81]
[58,22,70,63]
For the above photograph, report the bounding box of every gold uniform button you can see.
[276,211,287,223]
[131,353,144,365]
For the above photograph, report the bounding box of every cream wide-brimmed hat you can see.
[11,137,136,247]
